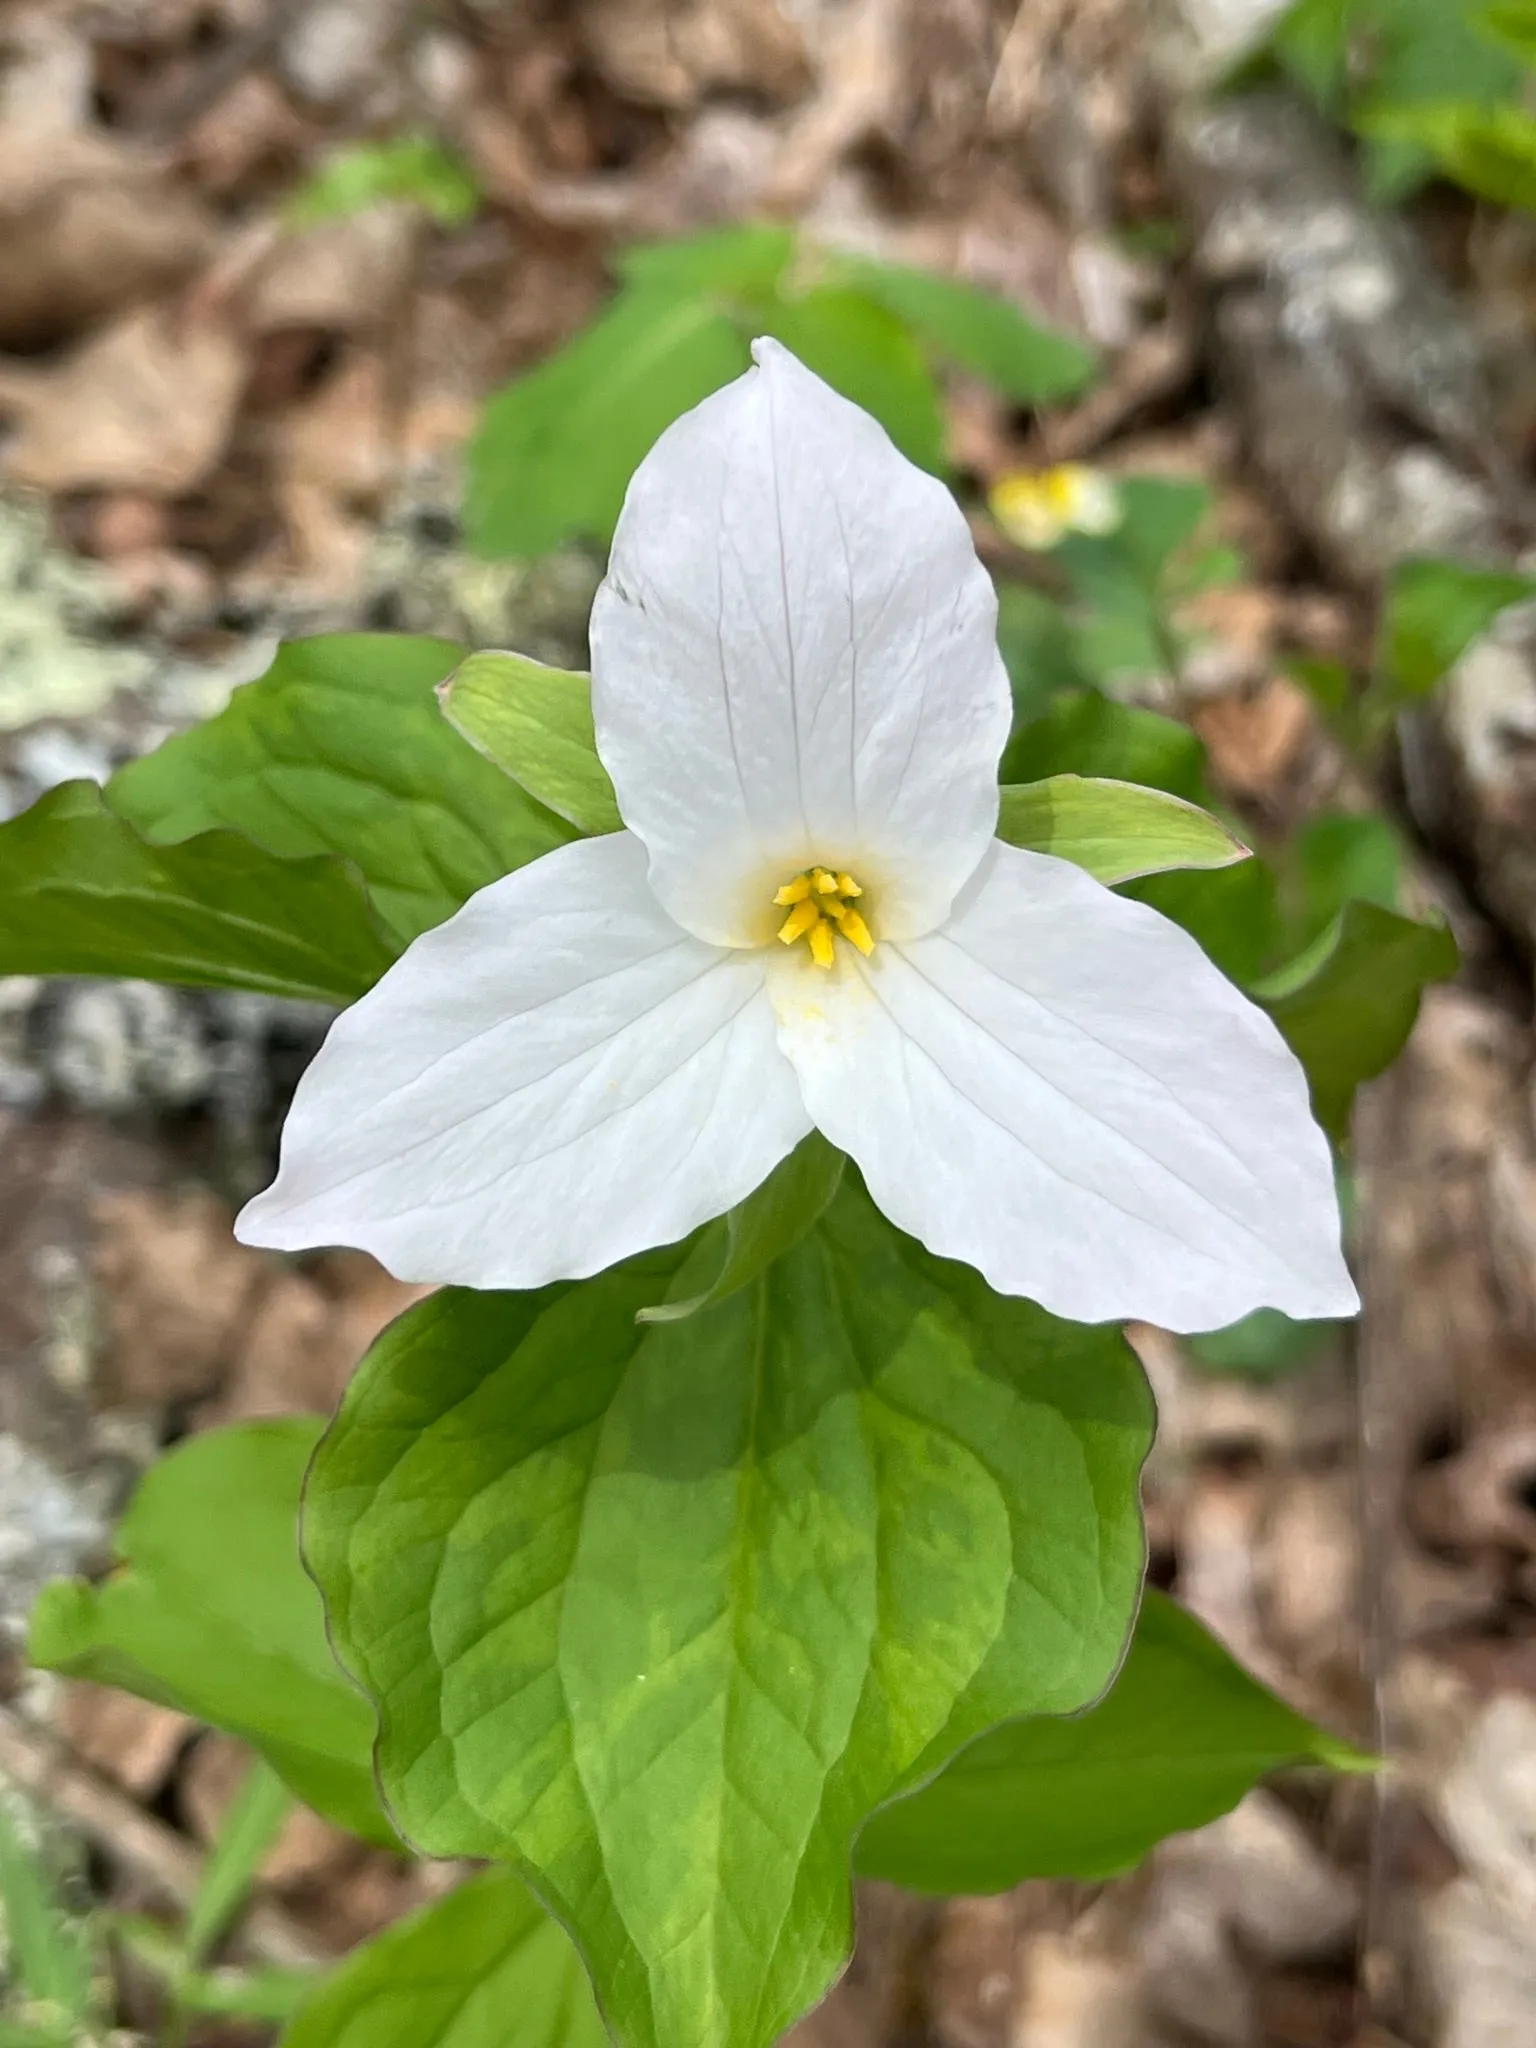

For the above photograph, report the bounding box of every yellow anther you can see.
[773,865,875,965]
[836,909,875,956]
[777,897,823,946]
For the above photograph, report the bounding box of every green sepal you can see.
[438,650,622,836]
[636,1134,846,1325]
[996,774,1248,884]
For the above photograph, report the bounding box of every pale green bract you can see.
[237,339,1355,1335]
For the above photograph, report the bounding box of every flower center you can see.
[772,868,874,969]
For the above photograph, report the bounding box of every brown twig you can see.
[0,1710,330,1972]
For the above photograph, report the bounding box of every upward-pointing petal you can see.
[237,833,809,1289]
[590,338,1012,948]
[770,841,1358,1332]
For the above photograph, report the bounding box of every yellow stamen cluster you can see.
[988,464,1122,552]
[773,867,874,969]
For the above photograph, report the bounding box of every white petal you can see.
[590,337,1011,948]
[770,842,1358,1331]
[237,833,809,1289]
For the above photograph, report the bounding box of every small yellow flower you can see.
[989,464,1123,552]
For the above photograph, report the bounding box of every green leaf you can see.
[437,651,621,836]
[636,1133,846,1326]
[1269,0,1353,107]
[996,775,1249,884]
[856,1591,1367,1892]
[29,1420,393,1848]
[108,635,570,947]
[0,781,393,1004]
[1256,900,1459,1135]
[184,1964,318,2024]
[467,288,752,557]
[1131,858,1284,987]
[279,1871,605,2048]
[305,1179,1150,2048]
[0,1802,95,2024]
[113,1917,318,2025]
[995,582,1092,730]
[1380,555,1536,701]
[617,225,796,301]
[287,134,480,229]
[837,255,1096,404]
[184,1758,294,1965]
[1053,477,1217,693]
[1481,0,1536,65]
[1001,690,1209,800]
[759,285,946,473]
[1185,1308,1342,1379]
[1360,97,1536,208]
[1285,810,1403,951]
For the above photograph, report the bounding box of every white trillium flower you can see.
[237,339,1357,1331]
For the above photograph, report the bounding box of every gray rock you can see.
[45,982,214,1118]
[0,1434,112,1643]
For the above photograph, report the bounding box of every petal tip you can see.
[748,334,791,370]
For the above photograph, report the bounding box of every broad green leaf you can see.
[1285,810,1403,950]
[1001,690,1208,799]
[305,1179,1150,2048]
[1186,1308,1342,1379]
[0,781,392,1005]
[617,225,796,301]
[1481,0,1536,64]
[108,635,570,947]
[996,775,1248,884]
[1359,96,1536,206]
[1130,858,1284,987]
[438,651,621,836]
[1269,0,1352,106]
[288,134,480,229]
[1256,900,1459,1135]
[1289,654,1352,719]
[1102,475,1213,585]
[759,285,946,474]
[856,1591,1367,1892]
[467,288,752,557]
[1380,555,1536,701]
[280,1871,605,2048]
[995,582,1091,730]
[29,1421,392,1847]
[837,255,1096,404]
[1054,478,1218,693]
[637,1134,846,1326]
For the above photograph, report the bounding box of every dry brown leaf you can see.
[248,207,419,337]
[202,1253,427,1429]
[0,11,216,347]
[268,349,394,593]
[762,0,904,213]
[91,1187,266,1408]
[0,302,247,497]
[58,1682,192,1799]
[1191,676,1313,797]
[182,1732,360,1892]
[579,0,809,109]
